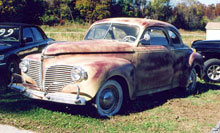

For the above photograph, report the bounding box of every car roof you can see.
[92,17,179,33]
[94,18,173,28]
[0,22,37,27]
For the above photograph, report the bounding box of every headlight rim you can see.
[71,66,88,82]
[19,59,30,73]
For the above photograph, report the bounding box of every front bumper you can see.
[10,83,86,105]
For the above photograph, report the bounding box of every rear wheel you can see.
[204,59,220,83]
[185,68,197,95]
[95,80,123,117]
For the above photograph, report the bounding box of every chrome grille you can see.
[44,65,73,93]
[26,60,41,87]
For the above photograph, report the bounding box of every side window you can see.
[168,30,181,45]
[23,28,34,41]
[140,28,169,46]
[149,29,169,45]
[32,27,44,42]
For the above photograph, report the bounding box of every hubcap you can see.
[101,91,114,109]
[207,65,220,80]
[187,70,196,91]
[99,87,118,111]
[9,63,15,73]
[10,66,14,73]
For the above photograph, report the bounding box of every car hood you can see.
[44,40,134,55]
[192,40,220,49]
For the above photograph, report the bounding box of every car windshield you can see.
[84,23,140,43]
[0,25,20,43]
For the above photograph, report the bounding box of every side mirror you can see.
[139,33,150,45]
[23,37,33,43]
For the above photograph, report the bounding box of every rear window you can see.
[0,26,20,42]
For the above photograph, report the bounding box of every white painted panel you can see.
[206,30,220,40]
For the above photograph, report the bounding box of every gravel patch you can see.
[211,121,220,133]
[0,124,35,133]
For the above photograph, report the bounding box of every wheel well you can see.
[194,65,201,78]
[109,76,130,100]
[7,54,20,63]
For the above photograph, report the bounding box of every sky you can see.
[197,0,220,5]
[172,0,220,5]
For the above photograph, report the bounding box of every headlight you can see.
[0,55,4,61]
[71,66,88,82]
[19,60,30,73]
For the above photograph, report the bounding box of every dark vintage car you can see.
[192,40,220,82]
[10,18,203,116]
[0,23,53,83]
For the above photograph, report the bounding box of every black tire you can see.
[185,68,197,95]
[204,59,220,83]
[95,80,123,117]
[5,58,20,84]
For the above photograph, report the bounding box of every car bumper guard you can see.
[9,74,86,105]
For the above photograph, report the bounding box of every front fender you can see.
[71,57,135,101]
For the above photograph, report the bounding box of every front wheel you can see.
[5,59,20,85]
[95,80,123,117]
[185,68,197,95]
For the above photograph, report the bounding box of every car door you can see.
[135,27,174,93]
[17,27,39,58]
[31,27,48,51]
[167,29,190,87]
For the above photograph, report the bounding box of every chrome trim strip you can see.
[0,63,6,66]
[40,56,43,89]
[171,48,189,51]
[42,64,47,91]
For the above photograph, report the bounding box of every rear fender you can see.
[189,52,204,78]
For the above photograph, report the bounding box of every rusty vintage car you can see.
[10,18,203,116]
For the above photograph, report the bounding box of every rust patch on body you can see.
[45,40,134,55]
[89,61,110,79]
[25,53,41,61]
[189,52,203,66]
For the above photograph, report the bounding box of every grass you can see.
[0,25,219,132]
[0,80,220,132]
[41,24,206,47]
[179,29,206,46]
[41,23,89,42]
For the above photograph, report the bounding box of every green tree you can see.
[120,0,135,17]
[145,0,172,22]
[173,1,207,30]
[75,0,111,23]
[0,0,46,24]
[40,0,76,25]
